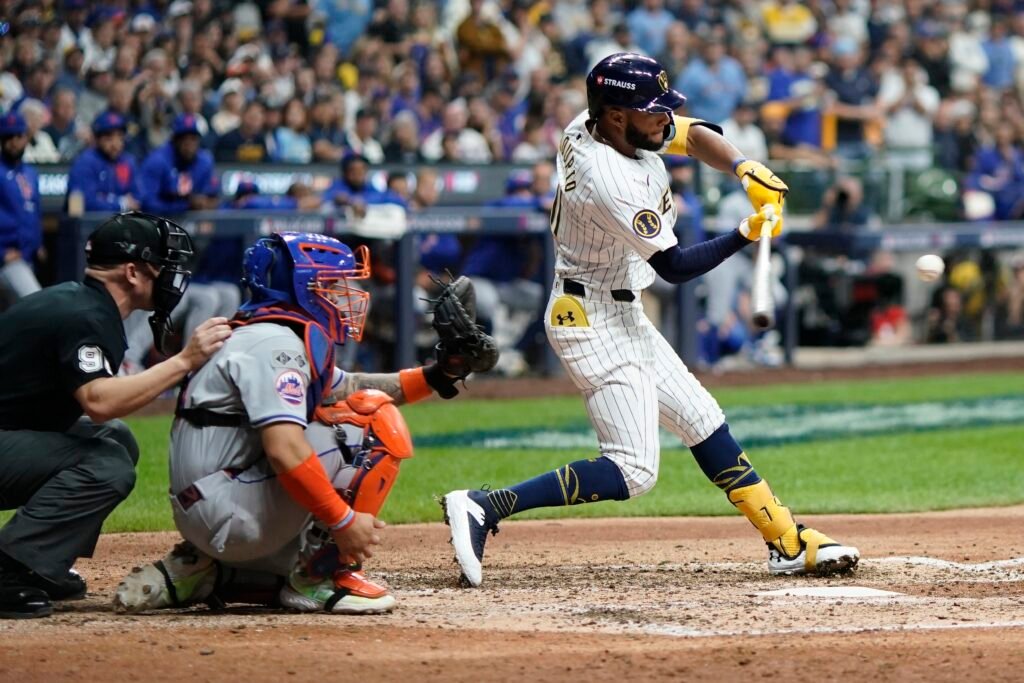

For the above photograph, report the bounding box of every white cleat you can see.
[441,489,499,587]
[768,525,860,576]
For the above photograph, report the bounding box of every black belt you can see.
[563,279,635,302]
[176,408,249,428]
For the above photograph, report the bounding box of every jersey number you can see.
[549,186,563,237]
[78,345,105,373]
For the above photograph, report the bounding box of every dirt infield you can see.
[1,506,1022,682]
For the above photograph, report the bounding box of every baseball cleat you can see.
[112,541,217,612]
[441,489,500,587]
[768,525,859,576]
[0,569,53,619]
[280,568,396,614]
[22,567,87,601]
[280,546,395,614]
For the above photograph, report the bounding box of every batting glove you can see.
[739,205,783,241]
[735,159,788,233]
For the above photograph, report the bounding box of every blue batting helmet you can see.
[586,53,686,119]
[240,232,370,343]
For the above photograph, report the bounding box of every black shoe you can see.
[0,570,53,619]
[26,568,87,601]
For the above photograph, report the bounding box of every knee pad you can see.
[314,390,413,517]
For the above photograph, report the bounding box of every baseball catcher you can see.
[113,232,497,614]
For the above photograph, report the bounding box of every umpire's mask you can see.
[86,211,195,354]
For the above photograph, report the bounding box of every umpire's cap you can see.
[85,211,192,267]
[586,53,686,119]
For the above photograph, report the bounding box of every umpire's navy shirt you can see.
[0,277,126,432]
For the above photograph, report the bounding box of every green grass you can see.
[3,372,1023,532]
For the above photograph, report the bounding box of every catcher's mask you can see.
[240,232,370,344]
[85,211,195,354]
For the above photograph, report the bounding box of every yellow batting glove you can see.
[738,204,783,241]
[735,159,788,231]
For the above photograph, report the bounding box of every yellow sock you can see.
[727,480,801,556]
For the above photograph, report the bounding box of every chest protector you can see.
[231,306,336,423]
[315,389,413,516]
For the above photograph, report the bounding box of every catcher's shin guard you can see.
[315,389,413,516]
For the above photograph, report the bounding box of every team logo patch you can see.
[657,70,669,93]
[275,370,306,406]
[632,210,662,238]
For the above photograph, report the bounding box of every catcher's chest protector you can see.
[315,389,413,516]
[231,307,336,422]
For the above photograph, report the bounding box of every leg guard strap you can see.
[727,480,796,543]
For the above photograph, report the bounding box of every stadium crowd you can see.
[3,0,1024,363]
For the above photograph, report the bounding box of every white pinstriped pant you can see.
[545,282,725,498]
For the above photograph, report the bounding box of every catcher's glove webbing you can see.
[426,275,499,398]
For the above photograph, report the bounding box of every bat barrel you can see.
[752,231,774,330]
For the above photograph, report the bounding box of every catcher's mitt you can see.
[428,275,499,383]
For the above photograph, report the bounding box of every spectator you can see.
[813,176,872,231]
[0,113,42,303]
[422,100,492,163]
[323,152,401,212]
[317,0,372,56]
[878,56,940,170]
[511,117,554,163]
[827,0,868,47]
[210,79,245,136]
[912,21,952,98]
[761,102,833,168]
[824,37,880,160]
[383,110,424,164]
[309,93,349,163]
[926,286,971,343]
[966,123,1024,220]
[720,101,768,162]
[43,88,87,161]
[677,35,747,124]
[586,22,645,70]
[271,98,313,163]
[18,100,60,164]
[66,112,140,213]
[761,0,818,45]
[626,0,675,58]
[658,22,691,80]
[214,100,270,163]
[948,9,990,94]
[176,81,210,140]
[982,18,1016,91]
[347,109,384,164]
[456,0,512,81]
[17,58,57,109]
[139,114,220,215]
[225,179,319,211]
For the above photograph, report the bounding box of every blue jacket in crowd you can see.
[67,148,140,212]
[138,142,218,214]
[0,155,41,261]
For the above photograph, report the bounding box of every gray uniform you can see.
[169,322,356,575]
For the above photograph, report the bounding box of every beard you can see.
[1,141,26,165]
[624,121,663,151]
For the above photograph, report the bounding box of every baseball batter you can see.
[114,232,497,614]
[444,53,859,586]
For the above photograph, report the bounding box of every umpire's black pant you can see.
[0,417,139,583]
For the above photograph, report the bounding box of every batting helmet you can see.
[586,53,686,119]
[240,232,371,343]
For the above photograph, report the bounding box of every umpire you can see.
[0,212,232,619]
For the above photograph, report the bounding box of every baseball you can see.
[915,254,945,282]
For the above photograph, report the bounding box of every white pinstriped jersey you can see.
[550,111,679,292]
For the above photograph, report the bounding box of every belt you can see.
[563,278,635,303]
[176,407,249,428]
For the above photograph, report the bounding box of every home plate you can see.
[754,586,904,598]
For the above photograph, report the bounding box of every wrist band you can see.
[329,508,356,531]
[277,452,351,528]
[732,158,748,174]
[399,367,432,403]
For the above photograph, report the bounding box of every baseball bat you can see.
[751,218,775,331]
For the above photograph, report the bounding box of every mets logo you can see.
[275,370,306,406]
[657,70,669,93]
[632,209,662,238]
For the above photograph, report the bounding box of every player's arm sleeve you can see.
[56,318,120,391]
[647,229,749,284]
[589,165,679,259]
[226,336,312,428]
[660,116,724,156]
[139,160,187,214]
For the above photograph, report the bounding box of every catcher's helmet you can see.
[586,53,686,119]
[240,232,370,343]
